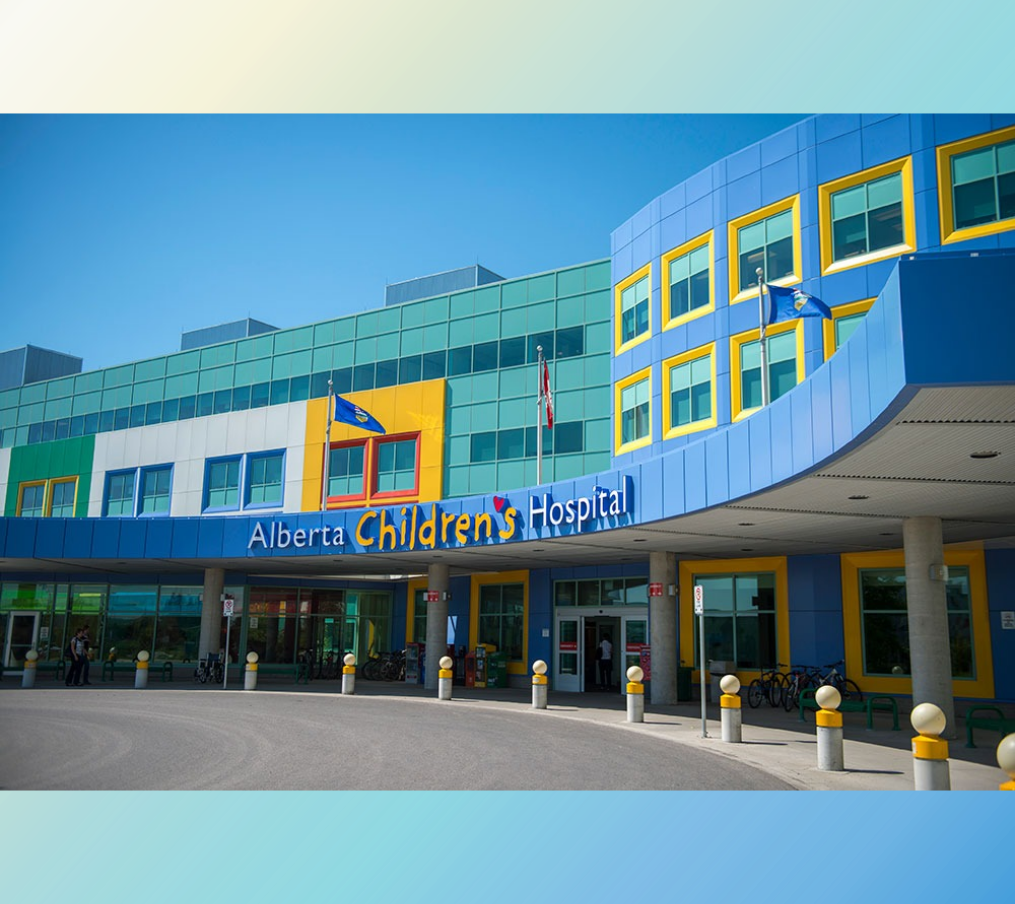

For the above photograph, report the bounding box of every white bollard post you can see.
[997,734,1015,791]
[815,686,844,771]
[22,650,39,688]
[341,653,356,695]
[626,665,645,723]
[244,652,259,690]
[134,650,150,689]
[720,674,742,743]
[911,703,951,790]
[438,655,454,701]
[532,660,548,709]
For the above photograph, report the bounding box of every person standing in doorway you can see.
[65,628,85,687]
[598,634,613,691]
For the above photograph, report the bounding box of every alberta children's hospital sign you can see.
[247,477,633,555]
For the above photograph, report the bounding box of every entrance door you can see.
[3,612,40,669]
[620,614,649,697]
[555,616,580,692]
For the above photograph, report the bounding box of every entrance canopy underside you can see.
[1,384,1012,578]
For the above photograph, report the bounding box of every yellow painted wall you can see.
[301,379,446,511]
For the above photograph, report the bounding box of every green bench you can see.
[101,660,174,682]
[252,663,308,684]
[964,706,1015,748]
[798,688,900,730]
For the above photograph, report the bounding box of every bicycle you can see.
[193,654,224,684]
[816,660,863,702]
[747,663,788,709]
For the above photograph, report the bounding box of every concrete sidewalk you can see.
[5,674,1010,790]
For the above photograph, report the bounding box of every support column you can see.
[649,551,677,705]
[903,517,956,738]
[199,567,225,661]
[424,563,450,691]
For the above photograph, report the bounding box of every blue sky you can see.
[0,115,803,371]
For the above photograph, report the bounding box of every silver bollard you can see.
[997,734,1015,791]
[815,686,844,771]
[134,650,150,689]
[911,703,951,791]
[532,659,548,709]
[626,665,645,723]
[720,674,742,743]
[244,652,259,690]
[22,650,39,688]
[341,653,356,695]
[438,655,454,701]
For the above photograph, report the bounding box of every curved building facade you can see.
[2,115,1013,719]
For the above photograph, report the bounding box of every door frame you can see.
[3,611,41,670]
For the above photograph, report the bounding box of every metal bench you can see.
[101,660,174,682]
[964,706,1015,748]
[798,688,899,730]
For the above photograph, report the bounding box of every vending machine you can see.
[405,642,424,684]
[474,644,488,688]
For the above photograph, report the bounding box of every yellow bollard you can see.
[135,650,150,689]
[244,652,259,690]
[438,655,454,701]
[22,650,39,688]
[720,674,742,743]
[996,733,1015,791]
[626,665,645,722]
[911,703,950,791]
[532,660,548,710]
[342,653,356,695]
[815,685,844,771]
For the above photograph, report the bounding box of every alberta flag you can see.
[333,394,385,434]
[767,284,832,325]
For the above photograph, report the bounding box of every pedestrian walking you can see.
[65,628,86,687]
[598,634,613,691]
[80,624,94,685]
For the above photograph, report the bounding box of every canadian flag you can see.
[542,359,553,429]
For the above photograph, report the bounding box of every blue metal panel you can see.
[0,347,27,392]
[790,380,814,473]
[909,114,935,153]
[35,519,66,557]
[768,397,794,484]
[726,418,751,501]
[820,265,868,307]
[797,145,817,193]
[686,313,713,349]
[801,224,819,278]
[861,113,895,127]
[914,187,942,254]
[661,447,685,514]
[613,244,633,282]
[63,519,93,558]
[828,347,853,449]
[933,114,993,145]
[631,203,653,239]
[660,182,686,219]
[704,431,729,507]
[5,519,37,557]
[613,218,633,253]
[631,230,652,269]
[846,328,871,438]
[761,125,798,167]
[815,114,861,144]
[861,115,911,168]
[727,143,761,182]
[726,172,761,220]
[660,210,687,254]
[639,457,664,523]
[683,442,706,512]
[685,168,711,203]
[685,195,712,238]
[816,130,863,185]
[170,519,200,558]
[712,186,727,231]
[91,520,120,558]
[145,519,173,558]
[911,147,937,195]
[808,365,834,464]
[118,520,147,558]
[863,258,899,299]
[760,156,798,207]
[748,408,772,492]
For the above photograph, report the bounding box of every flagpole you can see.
[536,345,544,485]
[756,267,770,408]
[321,378,333,512]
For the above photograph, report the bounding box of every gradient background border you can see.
[1,0,1012,897]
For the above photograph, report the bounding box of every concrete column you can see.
[424,563,450,691]
[199,567,225,661]
[649,551,677,705]
[903,517,956,738]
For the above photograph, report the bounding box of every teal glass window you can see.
[329,444,365,497]
[205,458,241,510]
[834,312,867,350]
[247,452,284,506]
[740,332,797,409]
[471,432,497,464]
[105,471,136,517]
[139,466,172,516]
[620,377,650,446]
[376,438,417,493]
[498,428,525,460]
[499,337,526,368]
[691,573,776,669]
[830,173,903,261]
[50,480,76,517]
[670,354,712,427]
[669,245,710,318]
[375,360,398,388]
[422,351,446,380]
[553,421,583,454]
[555,326,584,358]
[19,484,46,518]
[399,355,422,384]
[952,140,1015,230]
[478,583,525,661]
[472,342,498,372]
[620,275,649,344]
[738,210,794,291]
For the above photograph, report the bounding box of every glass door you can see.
[4,612,40,669]
[620,613,648,697]
[555,615,580,692]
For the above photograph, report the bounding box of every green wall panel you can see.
[5,435,95,517]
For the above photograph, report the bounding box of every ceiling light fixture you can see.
[737,522,754,527]
[848,495,869,500]
[970,451,1000,459]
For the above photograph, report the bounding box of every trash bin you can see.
[677,667,693,702]
[487,652,509,688]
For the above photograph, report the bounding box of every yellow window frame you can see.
[678,556,790,684]
[661,231,714,330]
[614,262,652,354]
[47,477,79,517]
[729,320,804,422]
[841,549,994,698]
[614,366,653,455]
[936,124,1015,245]
[818,157,916,275]
[822,298,876,360]
[662,343,717,440]
[727,195,801,306]
[16,480,49,517]
[469,570,529,676]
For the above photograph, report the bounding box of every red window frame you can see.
[325,439,369,505]
[370,432,422,501]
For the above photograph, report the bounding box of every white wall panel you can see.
[244,408,267,449]
[0,447,11,515]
